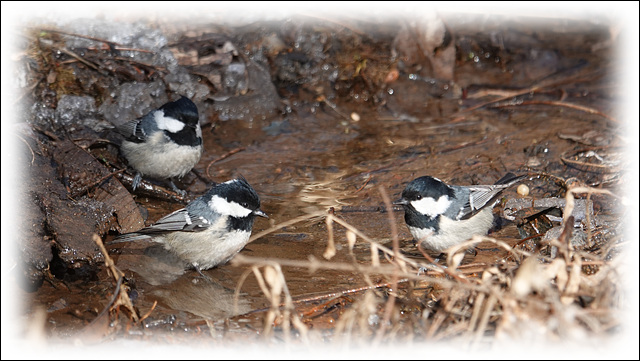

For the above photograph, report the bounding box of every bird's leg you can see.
[193,265,215,284]
[168,179,187,198]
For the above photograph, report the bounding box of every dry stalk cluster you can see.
[235,185,624,347]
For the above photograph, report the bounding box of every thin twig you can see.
[354,175,373,193]
[16,134,37,165]
[56,46,101,71]
[374,186,401,343]
[456,64,602,118]
[93,234,139,322]
[139,300,158,322]
[468,292,486,333]
[83,168,126,194]
[472,293,497,347]
[317,94,354,121]
[233,268,255,316]
[249,210,326,243]
[324,212,337,259]
[417,243,469,284]
[239,279,403,316]
[40,28,124,48]
[87,274,124,328]
[490,100,617,123]
[513,233,545,248]
[205,147,246,179]
[232,254,488,293]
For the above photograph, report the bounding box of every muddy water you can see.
[28,84,614,342]
[20,15,619,344]
[112,87,610,338]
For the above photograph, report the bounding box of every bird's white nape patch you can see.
[154,111,185,133]
[208,194,252,218]
[411,195,451,217]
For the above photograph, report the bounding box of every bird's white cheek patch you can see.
[209,195,252,218]
[411,195,450,217]
[155,111,185,133]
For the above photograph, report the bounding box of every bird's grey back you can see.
[449,186,471,219]
[187,195,220,224]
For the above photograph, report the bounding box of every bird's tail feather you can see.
[109,233,153,245]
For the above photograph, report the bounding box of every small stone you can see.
[517,184,530,196]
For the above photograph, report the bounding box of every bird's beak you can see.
[254,209,268,218]
[393,197,408,206]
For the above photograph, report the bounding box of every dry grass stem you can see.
[324,213,337,259]
[93,233,139,323]
[373,186,401,343]
[250,263,308,343]
[249,210,327,243]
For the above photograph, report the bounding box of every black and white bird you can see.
[113,178,267,272]
[116,96,203,194]
[394,173,525,252]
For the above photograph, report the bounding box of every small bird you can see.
[112,178,268,272]
[116,96,203,194]
[394,173,525,253]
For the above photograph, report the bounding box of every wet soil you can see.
[9,11,627,351]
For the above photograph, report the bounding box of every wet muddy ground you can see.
[5,8,633,355]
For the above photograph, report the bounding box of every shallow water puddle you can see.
[14,13,623,347]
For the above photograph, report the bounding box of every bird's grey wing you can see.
[458,174,526,220]
[143,208,215,234]
[116,118,146,142]
[141,208,193,233]
[454,185,497,220]
[466,185,503,213]
[112,208,211,244]
[112,209,192,244]
[117,111,161,143]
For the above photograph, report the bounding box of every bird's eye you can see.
[241,202,248,208]
[416,195,422,200]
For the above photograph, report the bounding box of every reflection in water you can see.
[115,243,188,286]
[115,243,251,319]
[150,277,251,320]
[296,170,356,213]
